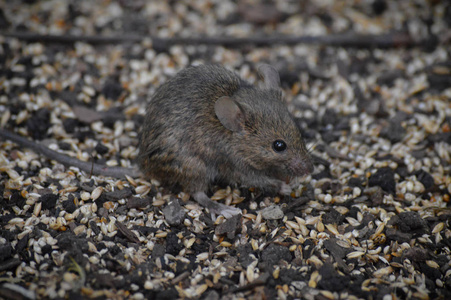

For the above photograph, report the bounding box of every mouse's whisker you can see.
[306,140,318,154]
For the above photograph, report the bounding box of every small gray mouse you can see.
[0,64,313,218]
[138,64,313,217]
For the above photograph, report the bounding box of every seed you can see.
[184,237,196,249]
[91,187,103,201]
[308,270,320,288]
[347,251,365,259]
[320,290,335,299]
[155,232,167,238]
[103,201,115,210]
[211,189,227,201]
[325,224,339,235]
[81,192,91,201]
[426,260,440,269]
[307,256,323,268]
[373,266,393,278]
[1,109,10,126]
[5,168,20,180]
[33,202,42,216]
[251,239,259,251]
[135,185,151,195]
[246,266,254,282]
[9,217,25,226]
[89,256,100,264]
[285,220,300,230]
[432,222,444,234]
[324,194,332,203]
[220,241,232,247]
[73,225,86,235]
[196,252,209,261]
[125,175,137,187]
[195,284,208,296]
[317,221,324,232]
[353,187,361,197]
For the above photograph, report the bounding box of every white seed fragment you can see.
[81,192,91,201]
[246,265,255,283]
[5,168,20,180]
[91,187,103,201]
[353,187,361,197]
[426,260,440,269]
[73,225,86,235]
[184,237,196,249]
[325,224,339,235]
[317,221,324,232]
[135,185,150,195]
[373,266,393,278]
[89,256,100,264]
[155,232,167,238]
[9,218,25,226]
[196,252,209,261]
[432,222,444,234]
[33,202,42,216]
[195,284,208,296]
[320,290,335,299]
[347,251,365,259]
[285,221,300,230]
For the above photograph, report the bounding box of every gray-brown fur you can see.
[138,64,313,200]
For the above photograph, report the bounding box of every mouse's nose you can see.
[291,157,314,176]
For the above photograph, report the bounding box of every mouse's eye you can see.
[272,140,287,152]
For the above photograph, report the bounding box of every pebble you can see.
[162,200,185,226]
[260,205,284,220]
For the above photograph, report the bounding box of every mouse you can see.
[138,64,313,217]
[0,64,313,218]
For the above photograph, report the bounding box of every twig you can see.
[0,128,141,179]
[115,221,141,244]
[1,31,419,49]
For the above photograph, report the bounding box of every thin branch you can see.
[0,128,141,179]
[1,31,419,49]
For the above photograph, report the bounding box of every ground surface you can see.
[0,1,450,299]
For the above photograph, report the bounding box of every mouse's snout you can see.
[290,157,314,176]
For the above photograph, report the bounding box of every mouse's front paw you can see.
[279,182,292,195]
[192,191,241,219]
[208,201,241,219]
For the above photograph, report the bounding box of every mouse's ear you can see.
[215,96,245,132]
[258,64,280,90]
